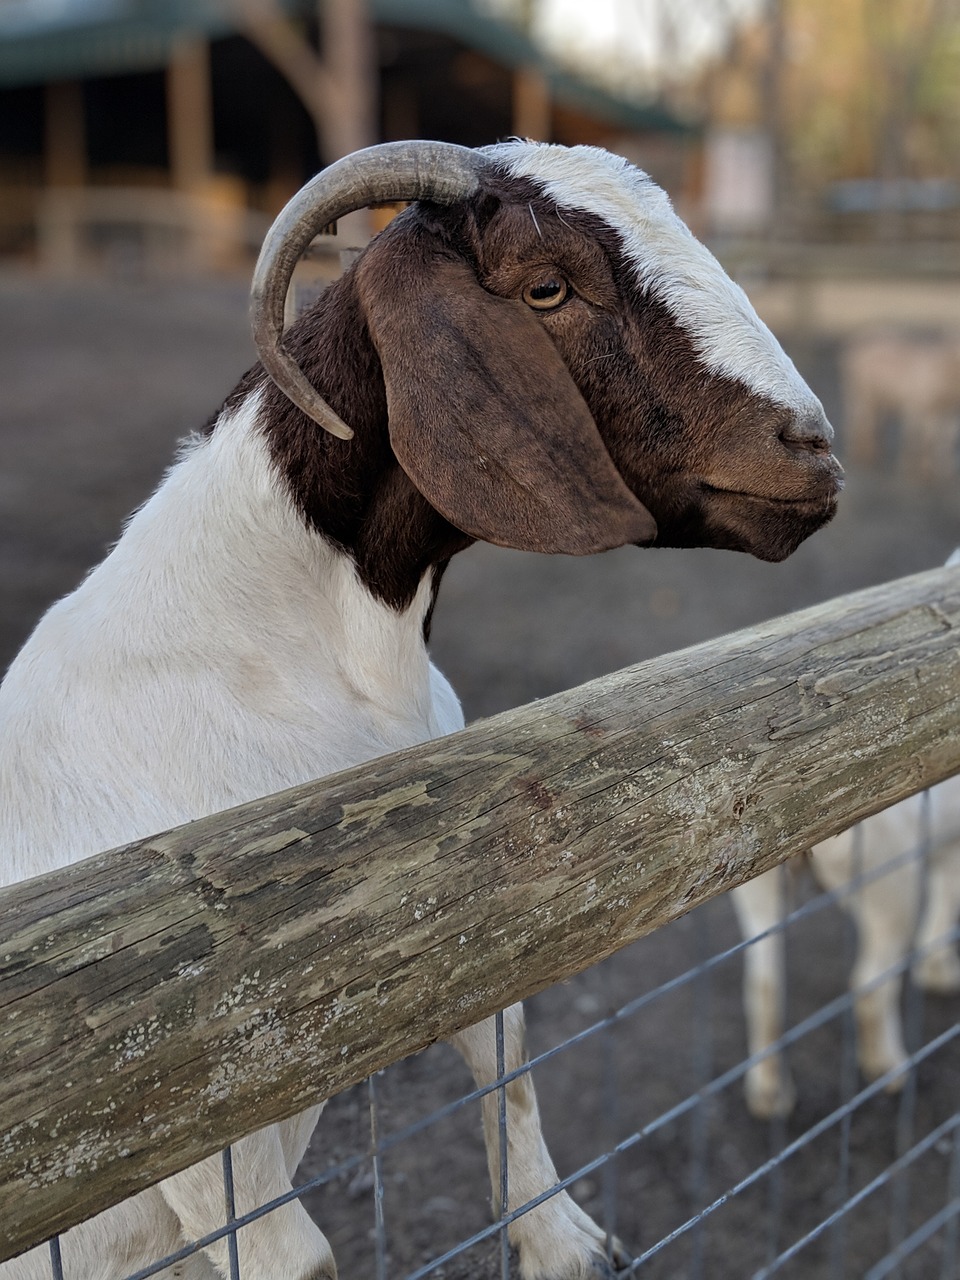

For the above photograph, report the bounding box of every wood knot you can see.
[572,714,607,739]
[518,775,555,811]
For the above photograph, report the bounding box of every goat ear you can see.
[355,232,656,554]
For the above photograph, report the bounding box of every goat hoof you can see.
[516,1226,633,1279]
[608,1235,633,1273]
[859,1051,909,1093]
[583,1257,622,1278]
[534,1246,631,1280]
[577,1236,636,1278]
[881,1067,909,1095]
[913,950,960,995]
[745,1067,796,1121]
[591,1235,633,1276]
[513,1188,633,1279]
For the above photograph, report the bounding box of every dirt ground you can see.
[2,270,959,1278]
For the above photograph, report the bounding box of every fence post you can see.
[1,564,959,1260]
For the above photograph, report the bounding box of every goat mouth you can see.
[715,487,840,562]
[645,477,842,561]
[699,480,844,509]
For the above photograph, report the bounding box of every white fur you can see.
[488,141,825,423]
[0,397,462,1279]
[0,394,616,1280]
[0,394,456,886]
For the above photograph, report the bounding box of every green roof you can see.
[0,0,687,133]
[0,1,234,84]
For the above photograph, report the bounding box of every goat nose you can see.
[778,407,834,455]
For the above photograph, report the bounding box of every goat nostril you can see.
[779,410,834,456]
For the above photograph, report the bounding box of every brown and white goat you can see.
[0,141,842,1280]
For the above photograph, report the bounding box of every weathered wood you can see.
[2,565,960,1259]
[166,39,214,195]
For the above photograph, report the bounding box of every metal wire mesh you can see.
[37,793,960,1279]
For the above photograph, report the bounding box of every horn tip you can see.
[326,418,355,441]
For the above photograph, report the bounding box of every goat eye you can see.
[521,277,569,310]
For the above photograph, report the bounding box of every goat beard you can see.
[639,487,840,563]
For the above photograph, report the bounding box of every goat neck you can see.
[223,275,473,621]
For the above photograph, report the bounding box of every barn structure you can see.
[0,0,694,272]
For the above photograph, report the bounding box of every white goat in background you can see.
[733,552,960,1120]
[0,139,842,1280]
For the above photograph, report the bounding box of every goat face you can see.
[477,144,843,562]
[255,141,842,565]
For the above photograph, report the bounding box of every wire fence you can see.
[31,795,960,1280]
[6,565,960,1280]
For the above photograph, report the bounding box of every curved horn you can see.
[251,140,486,440]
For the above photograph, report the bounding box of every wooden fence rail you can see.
[2,564,960,1260]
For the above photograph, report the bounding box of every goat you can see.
[0,140,842,1280]
[732,552,960,1120]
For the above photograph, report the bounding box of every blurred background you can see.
[2,3,960,1276]
[2,0,959,686]
[1,0,960,680]
[2,0,960,266]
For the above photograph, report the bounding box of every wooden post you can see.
[1,565,960,1259]
[40,81,87,272]
[166,37,215,268]
[513,65,551,141]
[319,0,377,163]
[382,73,419,144]
[44,81,86,189]
[231,0,377,243]
[166,37,214,194]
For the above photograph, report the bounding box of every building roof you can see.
[0,0,688,133]
[0,1,229,85]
